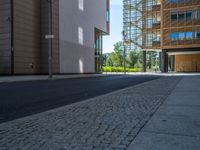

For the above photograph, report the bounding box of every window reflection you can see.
[79,0,84,11]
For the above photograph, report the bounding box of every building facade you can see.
[0,0,110,75]
[123,0,200,72]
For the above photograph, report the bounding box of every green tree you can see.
[113,42,124,67]
[127,51,139,68]
[147,51,158,70]
[106,55,113,66]
[106,42,124,67]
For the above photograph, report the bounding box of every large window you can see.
[95,30,103,73]
[170,32,178,41]
[167,0,190,3]
[179,32,185,40]
[186,11,192,21]
[167,0,178,4]
[195,32,200,39]
[171,12,177,21]
[178,13,185,20]
[171,9,200,22]
[170,32,194,40]
[185,32,193,39]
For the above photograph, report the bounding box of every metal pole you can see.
[123,42,126,75]
[48,0,53,78]
[122,31,126,75]
[143,51,146,72]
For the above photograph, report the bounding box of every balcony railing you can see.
[152,4,161,11]
[152,22,161,29]
[152,41,161,47]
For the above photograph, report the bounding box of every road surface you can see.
[0,75,160,123]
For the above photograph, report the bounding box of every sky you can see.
[103,0,123,54]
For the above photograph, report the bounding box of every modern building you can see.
[0,0,110,75]
[123,0,200,72]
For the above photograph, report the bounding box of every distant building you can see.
[0,0,110,75]
[123,0,200,72]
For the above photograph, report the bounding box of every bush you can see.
[102,66,141,73]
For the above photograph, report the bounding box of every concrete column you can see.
[159,52,161,71]
[143,51,146,72]
[171,55,175,72]
[161,50,168,73]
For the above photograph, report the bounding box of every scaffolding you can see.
[123,0,161,52]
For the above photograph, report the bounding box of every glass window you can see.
[197,10,200,19]
[78,0,84,11]
[195,32,200,39]
[146,19,153,28]
[178,13,185,20]
[186,11,192,20]
[185,32,193,39]
[168,0,177,4]
[171,14,177,21]
[179,32,185,40]
[106,10,110,22]
[170,32,178,41]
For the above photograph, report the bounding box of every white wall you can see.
[59,0,107,73]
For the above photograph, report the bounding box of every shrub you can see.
[102,66,141,73]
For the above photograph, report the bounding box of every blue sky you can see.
[103,0,123,54]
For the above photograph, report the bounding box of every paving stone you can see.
[0,77,181,150]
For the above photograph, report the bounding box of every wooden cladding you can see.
[13,0,41,74]
[175,54,200,72]
[0,0,11,74]
[11,0,59,74]
[161,1,200,49]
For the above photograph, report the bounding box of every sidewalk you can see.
[1,72,200,83]
[0,76,199,149]
[128,76,200,150]
[0,74,109,83]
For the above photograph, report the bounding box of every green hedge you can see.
[102,66,141,72]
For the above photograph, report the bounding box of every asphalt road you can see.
[0,75,160,123]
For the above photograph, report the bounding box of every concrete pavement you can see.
[0,72,200,83]
[128,76,200,150]
[0,74,108,83]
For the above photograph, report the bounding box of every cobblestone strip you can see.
[0,77,181,150]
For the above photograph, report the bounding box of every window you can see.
[170,32,178,41]
[106,10,110,22]
[146,0,153,10]
[185,32,193,39]
[170,31,195,40]
[146,19,153,28]
[195,32,200,39]
[78,27,83,45]
[79,0,84,11]
[179,32,185,40]
[171,13,177,21]
[186,11,192,21]
[168,0,177,4]
[178,13,185,20]
[197,10,200,19]
[146,33,153,46]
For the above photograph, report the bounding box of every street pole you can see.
[122,31,127,75]
[48,0,53,79]
[123,42,126,75]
